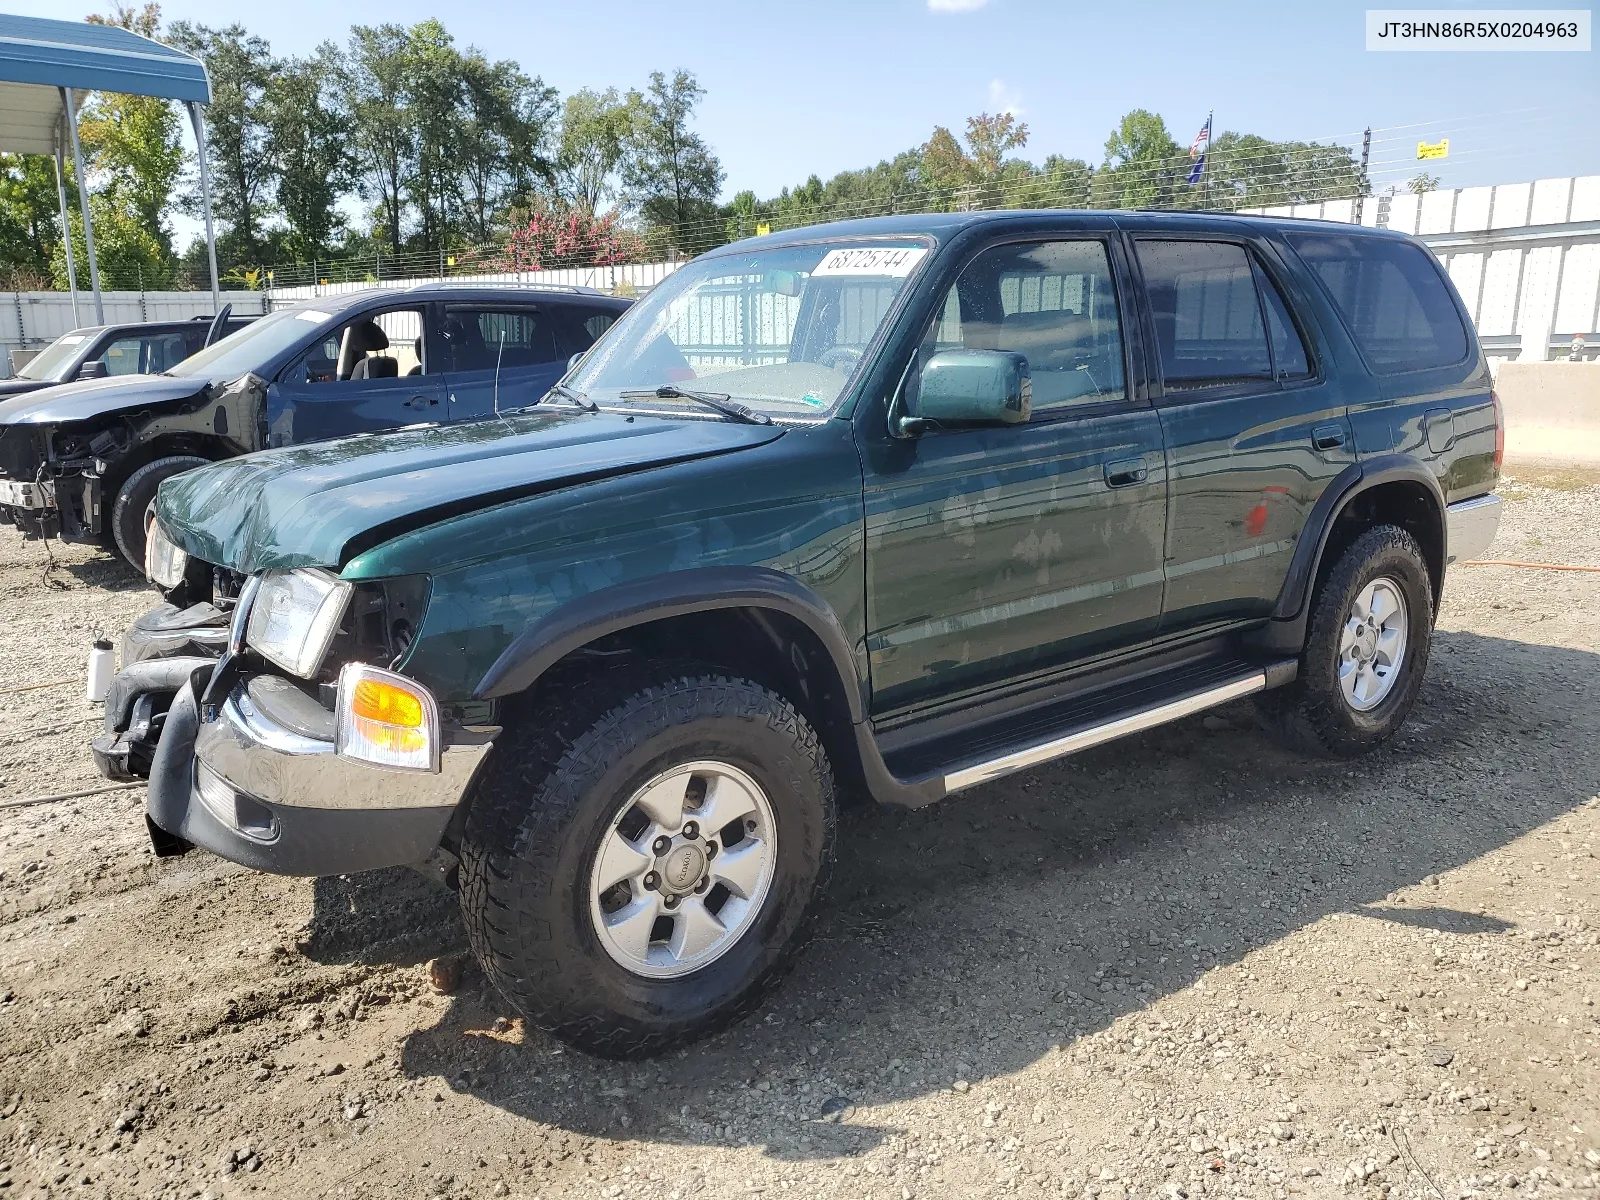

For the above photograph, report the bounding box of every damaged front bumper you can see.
[94,601,495,878]
[90,602,232,779]
[142,676,493,877]
[0,470,101,541]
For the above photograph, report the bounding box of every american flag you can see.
[1187,112,1212,186]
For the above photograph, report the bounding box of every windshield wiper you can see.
[618,384,772,426]
[540,382,597,412]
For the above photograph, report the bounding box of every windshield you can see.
[17,331,92,381]
[168,305,333,380]
[567,240,932,417]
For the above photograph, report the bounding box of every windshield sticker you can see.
[799,392,826,408]
[812,247,928,277]
[295,310,333,323]
[60,334,85,345]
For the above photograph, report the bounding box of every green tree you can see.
[165,21,278,262]
[457,52,558,243]
[82,4,187,269]
[403,20,466,253]
[1093,109,1181,209]
[623,70,723,251]
[344,24,416,255]
[558,88,636,215]
[1408,172,1440,195]
[1206,132,1362,209]
[52,193,170,289]
[0,154,63,285]
[267,46,355,260]
[919,126,970,208]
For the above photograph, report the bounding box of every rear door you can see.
[1284,231,1488,501]
[440,304,568,421]
[1131,234,1356,634]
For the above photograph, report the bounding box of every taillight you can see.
[1491,388,1505,472]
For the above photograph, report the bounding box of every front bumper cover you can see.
[145,676,495,877]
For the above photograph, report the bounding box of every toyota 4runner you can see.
[93,211,1502,1058]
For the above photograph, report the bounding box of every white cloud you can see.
[927,0,990,11]
[987,78,1024,117]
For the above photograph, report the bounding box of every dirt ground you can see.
[1,468,1598,1200]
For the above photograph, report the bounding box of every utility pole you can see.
[1356,127,1372,222]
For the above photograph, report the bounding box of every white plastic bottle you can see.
[86,638,114,703]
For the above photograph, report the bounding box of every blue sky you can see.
[21,0,1600,201]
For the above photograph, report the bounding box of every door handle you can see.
[1103,457,1148,488]
[1311,424,1346,451]
[404,394,439,410]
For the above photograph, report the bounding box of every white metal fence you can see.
[0,290,269,376]
[262,260,680,305]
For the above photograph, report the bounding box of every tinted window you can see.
[1258,270,1312,380]
[926,239,1126,411]
[556,306,622,355]
[444,308,559,372]
[96,333,189,375]
[1287,233,1467,373]
[1137,240,1272,389]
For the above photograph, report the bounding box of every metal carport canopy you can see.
[0,14,218,325]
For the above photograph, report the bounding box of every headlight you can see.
[335,663,440,772]
[144,520,188,589]
[244,568,353,678]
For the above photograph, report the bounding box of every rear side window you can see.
[1136,240,1273,389]
[444,308,559,371]
[1259,272,1312,380]
[557,305,623,354]
[1287,233,1467,373]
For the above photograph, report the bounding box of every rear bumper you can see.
[1446,494,1502,564]
[145,676,495,878]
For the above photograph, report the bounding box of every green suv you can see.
[95,211,1503,1058]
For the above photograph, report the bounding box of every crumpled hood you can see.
[0,374,209,425]
[155,410,786,574]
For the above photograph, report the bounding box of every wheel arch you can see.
[469,567,928,810]
[1274,455,1446,627]
[100,433,234,506]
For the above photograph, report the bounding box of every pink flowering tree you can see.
[499,205,647,271]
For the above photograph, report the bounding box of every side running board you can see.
[942,668,1275,794]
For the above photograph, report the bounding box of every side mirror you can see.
[77,359,109,381]
[896,349,1030,436]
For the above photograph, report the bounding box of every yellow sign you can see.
[1417,139,1449,161]
[755,222,771,236]
[446,255,456,267]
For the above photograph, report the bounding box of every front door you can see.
[440,304,570,421]
[1130,235,1358,633]
[267,306,446,446]
[862,236,1168,717]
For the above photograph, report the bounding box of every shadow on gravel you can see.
[384,629,1598,1160]
[48,545,144,592]
[300,868,464,967]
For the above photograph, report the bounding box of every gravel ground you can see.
[1,469,1598,1200]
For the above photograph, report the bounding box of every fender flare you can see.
[472,566,868,720]
[1272,453,1446,624]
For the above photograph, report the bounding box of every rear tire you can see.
[1257,524,1433,757]
[458,667,836,1058]
[111,455,209,571]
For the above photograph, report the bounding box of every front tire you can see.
[1258,524,1434,757]
[458,669,836,1058]
[110,455,209,571]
